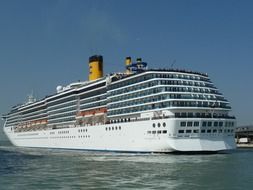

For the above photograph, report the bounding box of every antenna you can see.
[27,90,36,104]
[171,59,176,68]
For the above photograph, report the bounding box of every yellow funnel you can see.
[88,55,103,81]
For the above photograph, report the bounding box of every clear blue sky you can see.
[1,0,253,139]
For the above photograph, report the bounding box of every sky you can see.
[0,0,253,140]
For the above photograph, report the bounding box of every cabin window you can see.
[187,122,192,127]
[178,130,184,133]
[186,130,192,133]
[194,121,199,127]
[180,122,186,127]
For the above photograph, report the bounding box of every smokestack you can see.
[125,56,132,74]
[88,55,103,81]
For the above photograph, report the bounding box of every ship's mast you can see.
[27,91,36,104]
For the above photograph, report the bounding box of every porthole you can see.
[112,127,114,130]
[153,123,155,128]
[158,123,161,127]
[119,126,121,130]
[163,122,166,127]
[115,126,118,130]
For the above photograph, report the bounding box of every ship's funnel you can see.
[125,56,132,74]
[88,55,103,81]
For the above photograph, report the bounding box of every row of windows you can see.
[109,73,155,90]
[109,85,218,104]
[109,72,210,91]
[50,136,76,139]
[78,129,88,133]
[160,79,205,87]
[20,104,46,115]
[21,113,48,122]
[47,90,76,102]
[78,82,105,95]
[152,122,166,128]
[178,129,200,133]
[175,112,230,118]
[48,107,76,117]
[79,88,106,100]
[108,86,164,103]
[147,130,167,134]
[50,134,91,138]
[6,122,20,127]
[49,111,76,120]
[105,126,122,131]
[110,88,221,107]
[108,117,150,124]
[109,91,227,110]
[108,94,167,109]
[108,81,220,96]
[48,116,75,124]
[58,130,69,134]
[180,121,234,127]
[80,94,107,105]
[47,96,76,107]
[108,100,230,116]
[78,135,90,138]
[7,108,46,123]
[21,108,47,118]
[80,101,107,110]
[47,101,76,112]
[6,119,21,125]
[178,129,234,134]
[180,121,200,127]
[150,72,210,82]
[109,80,159,96]
[5,116,20,123]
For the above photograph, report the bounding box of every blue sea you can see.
[0,140,252,190]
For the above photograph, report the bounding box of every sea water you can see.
[0,141,252,190]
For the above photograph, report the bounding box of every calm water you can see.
[0,141,252,190]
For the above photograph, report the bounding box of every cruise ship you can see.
[2,55,236,153]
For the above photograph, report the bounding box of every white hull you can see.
[3,118,236,153]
